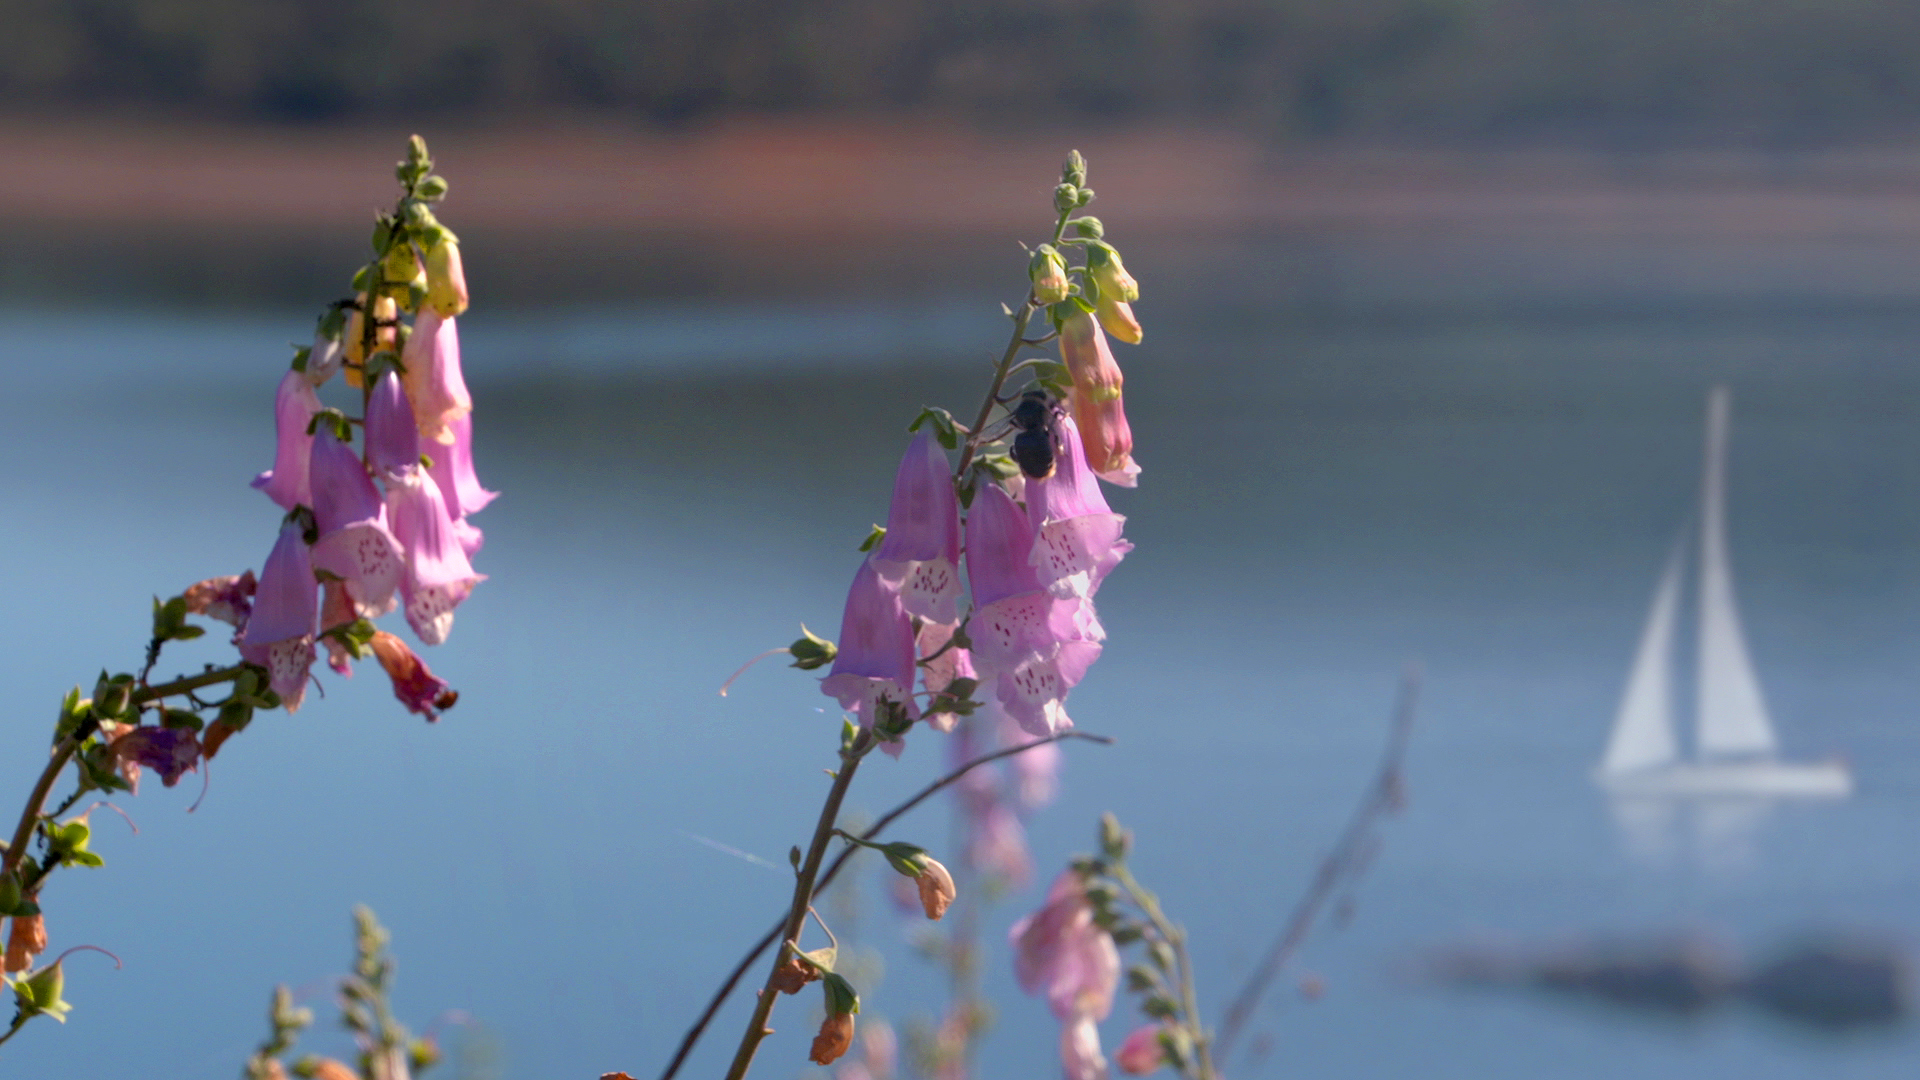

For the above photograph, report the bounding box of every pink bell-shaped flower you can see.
[387,469,484,645]
[238,518,319,713]
[965,485,1102,737]
[308,424,403,617]
[251,370,321,509]
[401,309,473,446]
[820,559,920,755]
[872,429,962,624]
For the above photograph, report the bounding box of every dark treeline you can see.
[6,0,1920,144]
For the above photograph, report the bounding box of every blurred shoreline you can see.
[9,115,1920,243]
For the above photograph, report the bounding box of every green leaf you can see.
[857,525,887,553]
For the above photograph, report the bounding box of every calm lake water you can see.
[3,228,1919,1079]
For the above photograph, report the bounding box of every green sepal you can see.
[840,718,859,754]
[1147,940,1176,973]
[1110,924,1145,945]
[858,525,887,553]
[907,406,963,451]
[821,972,861,1016]
[799,945,838,973]
[788,626,838,671]
[1099,812,1131,861]
[161,709,203,732]
[1125,964,1161,992]
[1142,993,1179,1019]
[1160,1025,1195,1070]
[362,349,404,382]
[416,175,448,201]
[306,408,353,443]
[317,306,348,342]
[291,344,312,373]
[351,263,376,292]
[1070,217,1104,239]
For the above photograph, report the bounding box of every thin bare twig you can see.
[1213,666,1422,1061]
[653,730,1113,1080]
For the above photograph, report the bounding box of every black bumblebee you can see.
[1007,389,1066,480]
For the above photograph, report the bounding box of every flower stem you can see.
[722,731,875,1080]
[133,663,250,706]
[653,730,1112,1080]
[1113,863,1217,1080]
[0,734,81,879]
[0,1014,27,1049]
[955,204,1075,479]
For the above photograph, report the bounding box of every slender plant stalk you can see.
[0,1015,26,1049]
[1213,667,1422,1060]
[1113,863,1217,1080]
[722,732,875,1080]
[655,730,1112,1080]
[3,664,246,879]
[0,736,81,879]
[955,205,1074,478]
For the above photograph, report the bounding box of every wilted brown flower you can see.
[5,913,46,973]
[809,1011,856,1065]
[916,857,956,921]
[770,953,821,995]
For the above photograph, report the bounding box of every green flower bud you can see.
[19,961,71,1021]
[788,626,838,670]
[1029,245,1070,304]
[1099,811,1131,860]
[1054,183,1080,214]
[1063,150,1088,188]
[0,873,20,915]
[1071,217,1105,239]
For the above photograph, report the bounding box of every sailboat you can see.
[1595,387,1851,799]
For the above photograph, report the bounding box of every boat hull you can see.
[1596,759,1852,798]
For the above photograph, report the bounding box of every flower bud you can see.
[1086,242,1139,303]
[1063,150,1088,188]
[915,856,956,921]
[306,1059,361,1080]
[1030,245,1070,304]
[5,914,45,974]
[1072,217,1105,239]
[425,237,469,318]
[788,625,838,670]
[1095,296,1143,345]
[381,238,420,284]
[1116,1025,1169,1075]
[1053,184,1080,214]
[0,874,20,915]
[18,958,67,1020]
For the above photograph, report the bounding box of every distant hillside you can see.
[5,0,1920,144]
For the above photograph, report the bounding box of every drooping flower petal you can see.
[308,426,403,617]
[109,726,201,789]
[402,309,473,446]
[1028,413,1131,601]
[427,412,497,519]
[820,559,919,754]
[873,429,962,624]
[365,369,421,481]
[318,580,356,676]
[917,620,976,734]
[251,370,321,510]
[1062,1014,1109,1080]
[182,571,257,629]
[238,518,318,712]
[387,470,484,646]
[369,630,457,720]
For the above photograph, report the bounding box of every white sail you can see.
[1602,544,1683,775]
[1694,385,1778,760]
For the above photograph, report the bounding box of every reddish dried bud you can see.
[202,719,240,760]
[5,913,46,974]
[368,631,457,721]
[916,857,956,921]
[810,1011,856,1066]
[770,954,820,995]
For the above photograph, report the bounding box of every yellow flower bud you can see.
[426,238,469,318]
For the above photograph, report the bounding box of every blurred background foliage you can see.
[6,0,1920,145]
